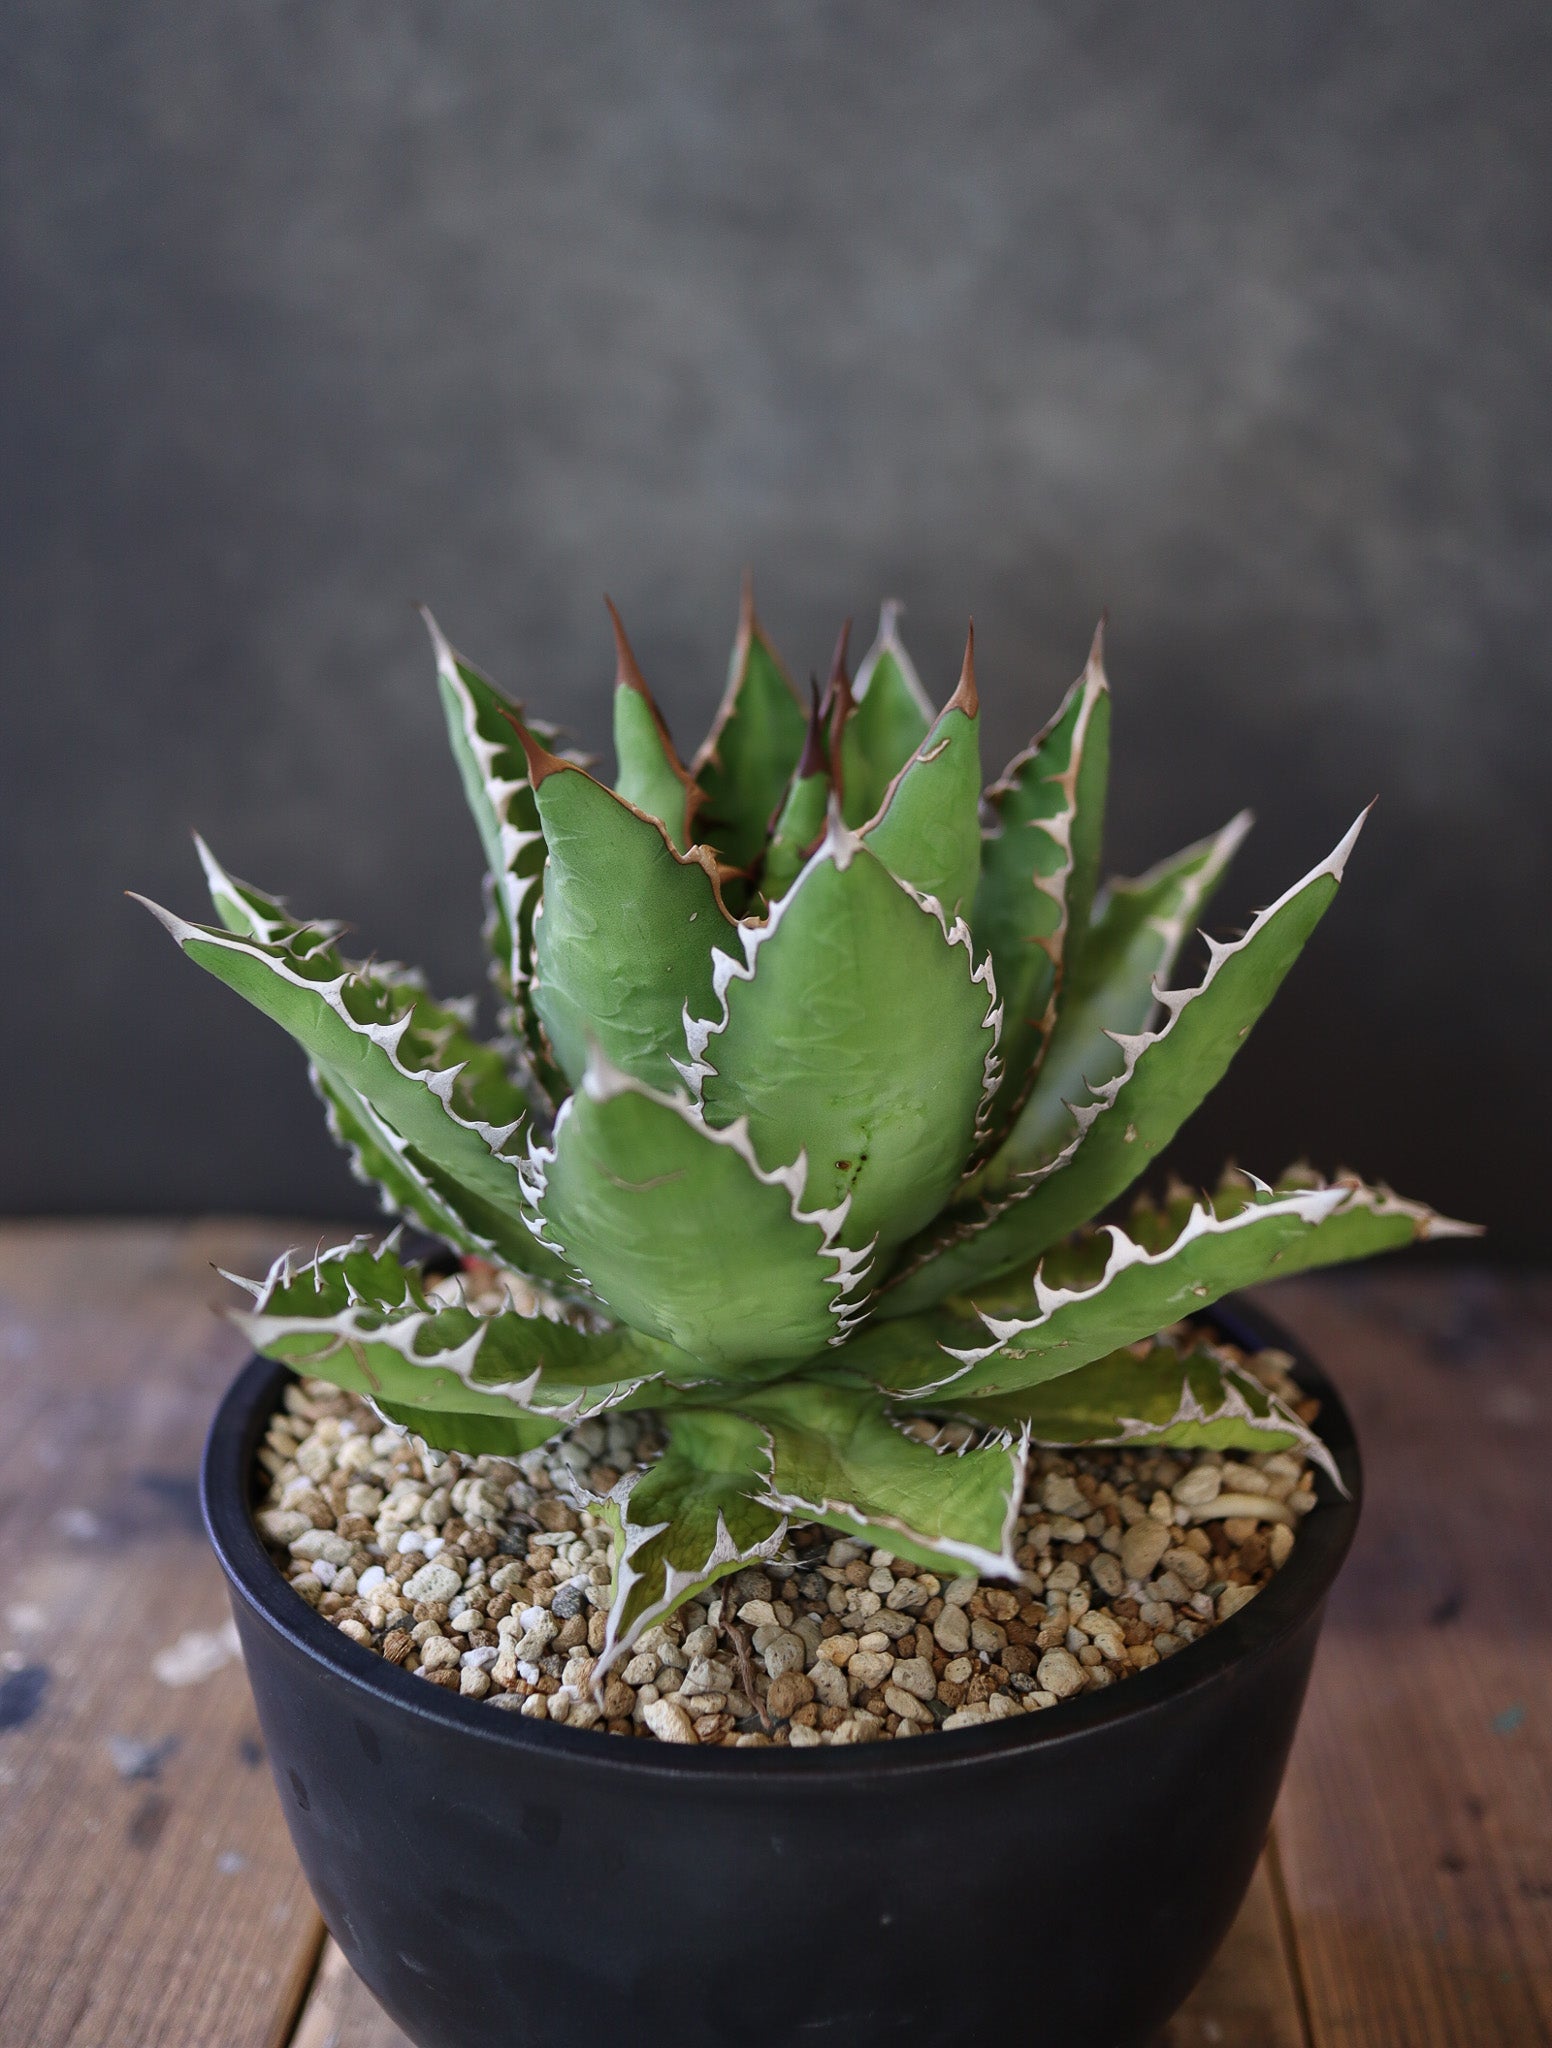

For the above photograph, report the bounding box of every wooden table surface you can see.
[0,1221,1546,2047]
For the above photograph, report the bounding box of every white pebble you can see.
[356,1565,387,1596]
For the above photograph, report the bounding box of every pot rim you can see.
[202,1294,1361,1784]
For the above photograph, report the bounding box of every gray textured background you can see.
[3,3,1547,1252]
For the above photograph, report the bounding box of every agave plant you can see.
[138,586,1469,1674]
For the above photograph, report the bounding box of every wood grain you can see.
[1260,1270,1552,2048]
[0,1221,326,2048]
[2,1225,1546,2046]
[288,1940,407,2048]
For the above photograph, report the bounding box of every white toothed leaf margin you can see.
[520,1050,877,1343]
[1091,1361,1349,1497]
[231,1235,654,1419]
[1011,808,1371,1200]
[750,1418,1030,1582]
[310,1063,504,1259]
[426,612,548,990]
[582,1466,790,1679]
[1089,810,1254,1022]
[143,906,532,1162]
[979,653,1107,1061]
[854,597,936,719]
[914,1174,1465,1398]
[673,803,1003,1148]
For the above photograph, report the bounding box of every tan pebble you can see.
[1172,1464,1222,1508]
[889,1656,938,1701]
[1041,1473,1088,1517]
[459,1666,491,1698]
[642,1697,699,1744]
[1120,1518,1172,1582]
[942,1703,992,1730]
[335,1618,372,1646]
[847,1650,895,1697]
[521,1692,549,1720]
[601,1678,636,1719]
[419,1637,461,1671]
[1217,1583,1260,1621]
[809,1659,848,1708]
[882,1684,931,1724]
[933,1605,971,1655]
[1089,1552,1124,1599]
[1162,1545,1209,1591]
[829,1711,882,1746]
[1036,1649,1086,1699]
[767,1670,816,1720]
[1190,1493,1293,1527]
[1128,1643,1160,1670]
[818,1633,859,1667]
[942,1655,974,1686]
[1268,1523,1295,1569]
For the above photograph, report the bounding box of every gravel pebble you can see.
[1119,1518,1173,1583]
[256,1334,1317,1748]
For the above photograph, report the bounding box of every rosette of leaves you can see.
[137,586,1472,1674]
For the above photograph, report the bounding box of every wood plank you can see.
[1159,1849,1310,2046]
[1261,1269,1552,2048]
[288,1940,408,2048]
[0,1221,328,2048]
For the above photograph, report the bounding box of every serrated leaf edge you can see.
[135,901,534,1169]
[917,1175,1468,1397]
[674,800,1004,1147]
[586,1466,789,1678]
[520,1048,877,1343]
[231,1235,654,1421]
[422,608,548,992]
[749,1416,1030,1581]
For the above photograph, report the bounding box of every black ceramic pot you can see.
[203,1298,1359,2048]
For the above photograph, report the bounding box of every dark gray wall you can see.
[4,3,1547,1252]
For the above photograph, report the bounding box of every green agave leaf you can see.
[136,877,560,1259]
[883,811,1368,1314]
[422,608,549,1003]
[526,1054,871,1369]
[937,1334,1344,1489]
[607,599,700,853]
[310,1062,518,1265]
[192,839,564,1277]
[691,580,808,873]
[840,601,934,826]
[589,1409,787,1674]
[737,1378,1026,1579]
[860,629,982,921]
[972,631,1111,1152]
[517,728,735,1096]
[230,1236,679,1456]
[991,810,1252,1185]
[758,684,831,903]
[690,814,1000,1256]
[868,1172,1474,1406]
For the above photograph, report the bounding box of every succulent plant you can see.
[137,586,1471,1672]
